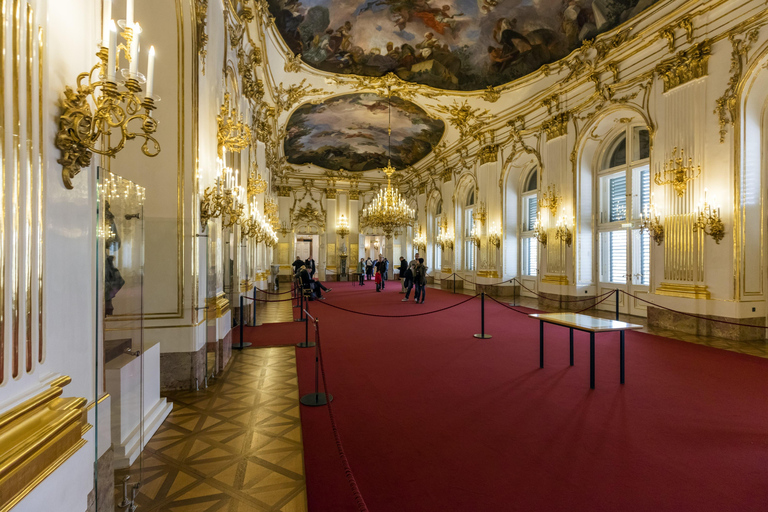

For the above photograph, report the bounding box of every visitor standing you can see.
[375,255,386,289]
[357,258,365,285]
[374,269,383,292]
[292,255,305,275]
[365,257,373,280]
[402,252,420,301]
[398,256,408,292]
[414,257,428,304]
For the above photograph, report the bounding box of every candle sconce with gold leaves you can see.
[336,214,350,239]
[472,201,487,226]
[693,189,725,244]
[533,212,547,246]
[56,17,160,189]
[554,210,573,247]
[468,224,481,248]
[248,163,268,197]
[538,185,561,216]
[640,195,664,245]
[217,93,251,157]
[199,161,245,230]
[654,146,701,197]
[241,201,278,246]
[437,228,454,250]
[488,222,501,249]
[413,227,427,252]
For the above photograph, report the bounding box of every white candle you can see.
[107,21,117,80]
[126,0,134,27]
[145,46,155,97]
[102,0,112,47]
[129,23,140,75]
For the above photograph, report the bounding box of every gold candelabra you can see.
[533,212,547,246]
[469,224,481,248]
[279,221,292,237]
[693,189,725,244]
[336,214,350,239]
[56,19,160,190]
[217,93,251,156]
[413,227,427,252]
[199,161,245,229]
[640,195,664,245]
[654,146,701,197]
[554,210,573,247]
[472,201,487,226]
[248,164,268,196]
[538,185,561,216]
[437,228,454,250]
[488,222,501,249]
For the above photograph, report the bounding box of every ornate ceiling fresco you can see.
[267,0,660,91]
[283,93,445,171]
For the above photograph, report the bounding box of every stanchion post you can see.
[453,273,456,294]
[615,288,619,321]
[513,278,517,307]
[474,292,492,339]
[300,319,332,406]
[253,294,257,326]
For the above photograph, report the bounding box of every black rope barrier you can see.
[313,293,481,318]
[512,278,616,303]
[487,295,535,315]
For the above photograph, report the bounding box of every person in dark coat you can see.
[309,276,332,300]
[292,256,305,275]
[298,265,312,300]
[398,256,407,281]
[305,257,316,278]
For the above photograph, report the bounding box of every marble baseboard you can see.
[647,306,767,341]
[219,330,233,372]
[86,447,114,512]
[160,344,206,392]
[476,284,519,297]
[441,279,464,290]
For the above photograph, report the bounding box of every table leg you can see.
[539,321,544,368]
[620,330,625,384]
[569,328,574,366]
[590,332,595,389]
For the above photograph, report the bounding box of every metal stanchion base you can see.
[300,392,333,406]
[294,317,307,322]
[473,334,493,339]
[296,341,316,348]
[233,342,253,349]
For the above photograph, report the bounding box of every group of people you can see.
[399,253,428,304]
[292,255,331,301]
[357,255,390,292]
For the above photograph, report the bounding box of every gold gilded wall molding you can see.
[284,51,302,73]
[25,2,33,372]
[656,282,711,299]
[0,377,87,512]
[542,111,570,140]
[481,86,500,103]
[275,79,324,113]
[0,0,5,382]
[205,292,230,318]
[325,188,336,199]
[195,0,208,75]
[277,184,292,197]
[714,28,760,143]
[12,0,20,378]
[478,144,499,165]
[659,27,676,52]
[37,24,44,362]
[434,100,491,140]
[654,40,711,93]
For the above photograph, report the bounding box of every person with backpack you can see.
[402,252,420,301]
[414,257,428,304]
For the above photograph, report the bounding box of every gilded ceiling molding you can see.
[284,51,302,73]
[325,188,336,199]
[654,41,711,92]
[238,48,264,103]
[502,116,543,173]
[277,184,292,197]
[275,79,325,113]
[433,100,491,140]
[542,111,571,141]
[659,27,676,52]
[479,144,500,165]
[541,94,560,115]
[659,16,695,53]
[195,0,208,75]
[481,86,500,103]
[714,28,760,143]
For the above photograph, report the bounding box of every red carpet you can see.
[289,282,768,511]
[231,322,305,347]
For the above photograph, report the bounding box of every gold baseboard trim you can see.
[205,292,230,318]
[476,270,500,278]
[541,274,569,285]
[0,377,88,512]
[655,282,711,299]
[239,279,254,292]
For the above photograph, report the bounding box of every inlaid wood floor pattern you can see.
[115,290,306,512]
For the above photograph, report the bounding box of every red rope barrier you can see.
[313,293,480,318]
[314,320,370,512]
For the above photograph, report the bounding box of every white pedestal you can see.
[106,341,173,469]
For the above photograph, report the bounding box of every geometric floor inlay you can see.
[114,346,307,511]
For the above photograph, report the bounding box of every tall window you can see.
[598,127,651,286]
[520,168,539,276]
[464,189,475,271]
[433,200,442,270]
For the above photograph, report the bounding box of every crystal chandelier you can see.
[336,214,350,239]
[360,88,415,238]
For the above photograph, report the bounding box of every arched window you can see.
[520,167,539,276]
[433,199,442,271]
[463,189,476,271]
[598,126,651,290]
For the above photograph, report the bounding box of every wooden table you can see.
[528,312,643,389]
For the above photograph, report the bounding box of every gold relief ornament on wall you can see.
[554,210,573,247]
[538,185,561,216]
[654,41,711,93]
[473,201,487,226]
[479,144,499,165]
[693,189,725,244]
[488,222,501,249]
[433,100,491,139]
[195,0,208,74]
[56,17,160,189]
[541,111,570,140]
[654,146,700,197]
[216,93,251,156]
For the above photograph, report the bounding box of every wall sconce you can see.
[247,163,268,196]
[200,160,245,229]
[473,201,487,226]
[437,228,454,250]
[654,146,701,197]
[693,189,725,243]
[488,222,501,249]
[533,211,547,246]
[538,185,561,216]
[336,214,350,239]
[279,221,291,237]
[413,228,427,251]
[217,93,251,156]
[56,7,160,190]
[240,200,277,246]
[469,224,481,248]
[373,239,380,251]
[554,209,573,247]
[640,194,664,245]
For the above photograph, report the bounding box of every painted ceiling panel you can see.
[284,93,445,171]
[267,0,660,91]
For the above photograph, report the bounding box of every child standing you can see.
[374,269,382,292]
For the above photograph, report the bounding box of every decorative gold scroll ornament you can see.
[216,93,251,157]
[654,146,700,197]
[56,48,160,189]
[538,185,561,215]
